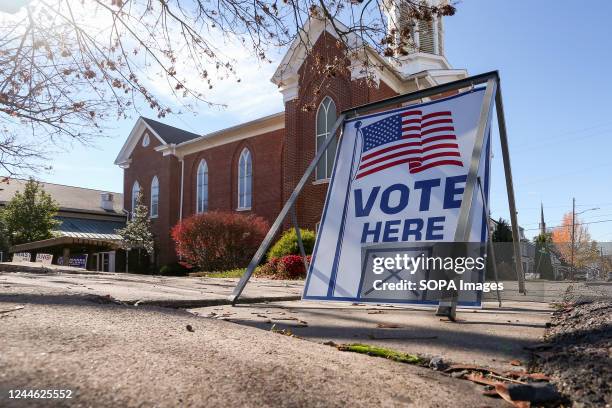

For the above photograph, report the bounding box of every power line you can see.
[517,202,612,210]
[524,218,612,231]
[521,212,612,227]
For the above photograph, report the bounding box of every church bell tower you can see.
[383,0,455,77]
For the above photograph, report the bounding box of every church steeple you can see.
[539,203,547,236]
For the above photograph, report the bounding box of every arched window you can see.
[237,148,252,210]
[315,96,337,180]
[196,160,208,213]
[131,181,141,215]
[150,176,159,218]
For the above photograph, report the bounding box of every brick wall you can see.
[123,131,181,266]
[182,129,284,225]
[282,32,399,231]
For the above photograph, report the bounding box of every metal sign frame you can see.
[230,71,525,315]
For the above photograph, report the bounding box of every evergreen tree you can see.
[492,218,513,242]
[117,192,154,272]
[1,178,60,245]
[534,232,555,280]
[0,212,9,258]
[490,218,514,278]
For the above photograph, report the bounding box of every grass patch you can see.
[337,343,422,364]
[189,268,246,278]
[188,266,306,280]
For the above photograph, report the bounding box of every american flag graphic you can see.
[355,109,463,180]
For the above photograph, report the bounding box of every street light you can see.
[570,199,599,280]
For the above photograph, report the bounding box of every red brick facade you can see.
[122,33,406,268]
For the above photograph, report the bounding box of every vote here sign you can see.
[303,88,492,306]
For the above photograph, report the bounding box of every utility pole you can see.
[571,197,575,280]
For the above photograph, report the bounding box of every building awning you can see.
[55,216,124,240]
[10,236,121,253]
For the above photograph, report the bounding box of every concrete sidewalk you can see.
[1,270,555,372]
[0,284,507,408]
[190,300,553,372]
[0,271,302,307]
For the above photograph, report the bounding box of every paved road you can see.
[0,283,505,407]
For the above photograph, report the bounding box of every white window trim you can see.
[142,133,150,147]
[131,181,141,216]
[150,176,159,219]
[237,148,252,210]
[315,96,337,180]
[196,159,209,214]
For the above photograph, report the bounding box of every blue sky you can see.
[34,1,612,241]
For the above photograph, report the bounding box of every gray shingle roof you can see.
[0,179,123,215]
[141,117,201,144]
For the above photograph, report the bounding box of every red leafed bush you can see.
[278,255,307,278]
[258,255,311,279]
[171,211,269,271]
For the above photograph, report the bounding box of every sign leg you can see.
[435,78,497,320]
[495,86,526,294]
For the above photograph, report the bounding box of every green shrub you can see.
[267,228,315,260]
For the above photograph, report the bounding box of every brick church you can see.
[114,4,467,267]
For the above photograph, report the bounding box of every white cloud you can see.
[143,29,286,123]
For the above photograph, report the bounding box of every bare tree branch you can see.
[0,0,455,176]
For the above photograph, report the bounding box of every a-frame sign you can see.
[230,71,525,320]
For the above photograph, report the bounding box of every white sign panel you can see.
[304,88,492,306]
[35,253,54,265]
[12,252,32,262]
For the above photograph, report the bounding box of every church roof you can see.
[140,117,201,144]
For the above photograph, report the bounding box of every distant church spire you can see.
[539,203,546,236]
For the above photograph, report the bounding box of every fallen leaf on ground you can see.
[376,323,402,328]
[504,370,527,377]
[444,364,503,377]
[0,306,24,314]
[466,373,499,387]
[510,359,522,366]
[186,325,194,332]
[524,373,551,381]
